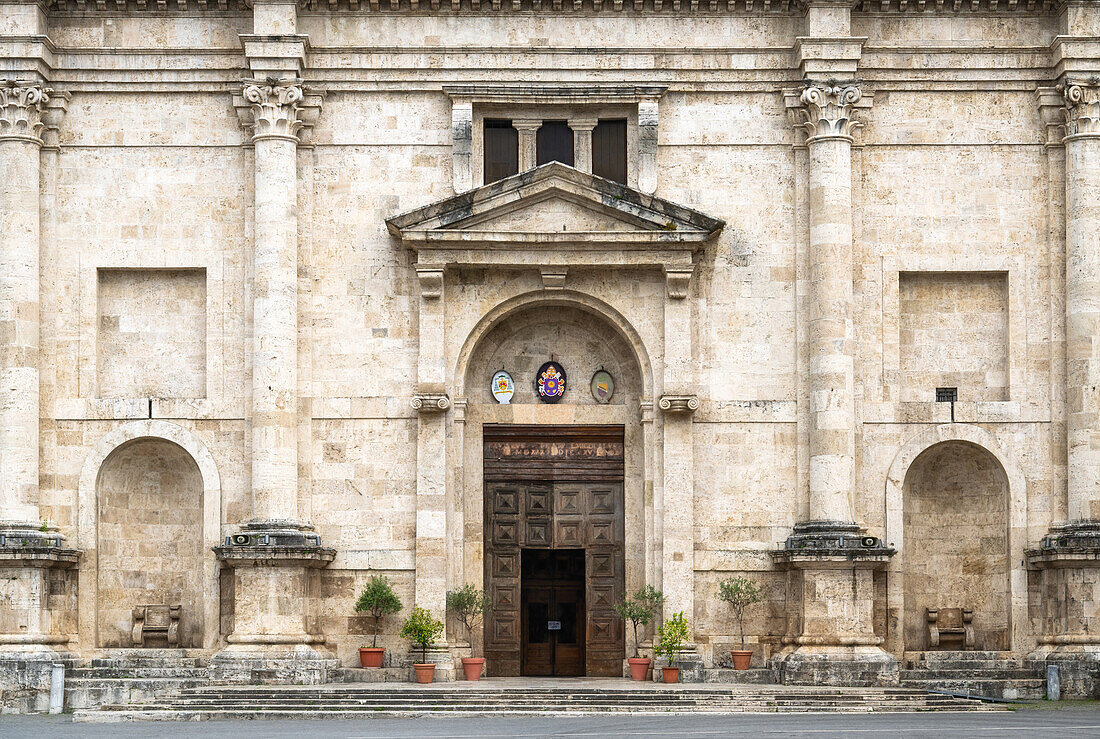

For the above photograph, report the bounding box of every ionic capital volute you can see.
[787,80,867,144]
[658,394,699,415]
[412,393,451,414]
[0,81,51,145]
[1061,80,1100,140]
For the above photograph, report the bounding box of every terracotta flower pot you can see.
[359,647,385,668]
[730,650,753,670]
[461,657,485,681]
[413,663,436,684]
[627,657,651,681]
[661,666,680,684]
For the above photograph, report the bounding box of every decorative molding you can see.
[1036,86,1067,147]
[853,0,1063,11]
[665,266,693,299]
[451,396,468,423]
[234,79,324,145]
[412,393,451,413]
[0,82,50,144]
[658,394,699,414]
[301,0,803,9]
[1061,81,1100,140]
[415,265,444,299]
[639,399,654,424]
[785,81,869,144]
[540,267,568,290]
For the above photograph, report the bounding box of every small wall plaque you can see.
[536,361,567,403]
[590,370,614,404]
[491,370,515,404]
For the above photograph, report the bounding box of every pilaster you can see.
[776,78,895,686]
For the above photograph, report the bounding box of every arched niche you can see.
[884,423,1027,654]
[77,420,222,650]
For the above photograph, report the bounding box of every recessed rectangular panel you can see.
[556,520,582,547]
[588,521,614,547]
[527,488,551,517]
[590,487,616,515]
[492,551,518,578]
[524,521,550,547]
[493,521,518,546]
[493,487,519,515]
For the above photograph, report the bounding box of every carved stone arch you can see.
[883,423,1027,653]
[453,289,654,402]
[76,420,222,650]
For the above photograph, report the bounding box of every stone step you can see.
[905,651,1015,662]
[902,677,1046,700]
[900,668,1040,680]
[701,668,777,684]
[87,658,206,669]
[64,677,210,711]
[70,667,209,679]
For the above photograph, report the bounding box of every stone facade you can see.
[3,0,1100,705]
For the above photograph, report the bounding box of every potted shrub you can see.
[613,585,665,681]
[446,584,491,681]
[718,575,764,670]
[354,575,403,668]
[654,611,690,684]
[400,606,445,684]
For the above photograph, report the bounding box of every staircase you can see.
[65,650,209,710]
[73,681,1003,721]
[900,651,1046,700]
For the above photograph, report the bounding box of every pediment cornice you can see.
[386,162,724,271]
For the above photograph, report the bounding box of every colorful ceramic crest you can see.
[590,370,614,404]
[491,370,515,404]
[536,361,567,403]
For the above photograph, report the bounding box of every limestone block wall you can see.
[7,2,1082,665]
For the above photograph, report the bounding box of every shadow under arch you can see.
[453,290,654,401]
[883,423,1027,653]
[76,420,222,650]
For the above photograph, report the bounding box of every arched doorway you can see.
[95,438,206,647]
[901,440,1010,651]
[458,296,650,677]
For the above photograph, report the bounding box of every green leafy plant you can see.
[400,606,444,664]
[654,611,690,667]
[717,575,764,651]
[354,575,403,648]
[613,585,666,658]
[38,520,49,533]
[446,584,491,654]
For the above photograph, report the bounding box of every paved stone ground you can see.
[3,706,1100,739]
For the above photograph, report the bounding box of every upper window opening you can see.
[536,121,574,167]
[484,119,519,184]
[593,119,627,184]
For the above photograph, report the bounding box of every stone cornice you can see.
[443,83,668,106]
[0,81,50,144]
[854,0,1063,10]
[37,0,1068,10]
[1061,80,1100,140]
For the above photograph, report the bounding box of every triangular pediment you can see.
[386,162,724,251]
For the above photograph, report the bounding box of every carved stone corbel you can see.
[416,265,444,299]
[540,267,568,290]
[658,394,699,414]
[412,393,451,413]
[665,266,693,299]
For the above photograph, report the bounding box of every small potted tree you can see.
[354,575,403,668]
[718,575,764,670]
[613,585,665,681]
[654,611,690,684]
[401,606,445,684]
[446,584,491,681]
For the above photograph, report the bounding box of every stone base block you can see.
[776,646,899,687]
[654,651,705,683]
[209,645,338,685]
[1041,648,1100,699]
[0,650,65,714]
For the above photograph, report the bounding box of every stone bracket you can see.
[658,394,699,414]
[415,265,444,299]
[664,266,693,299]
[411,393,451,413]
[540,266,568,290]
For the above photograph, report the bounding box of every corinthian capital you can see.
[0,82,50,144]
[1062,82,1100,139]
[789,81,865,143]
[240,80,304,142]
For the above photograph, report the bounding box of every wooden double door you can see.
[483,425,625,677]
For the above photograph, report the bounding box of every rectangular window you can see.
[536,121,574,167]
[484,119,519,183]
[592,119,627,184]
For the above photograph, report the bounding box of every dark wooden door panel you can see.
[484,427,624,678]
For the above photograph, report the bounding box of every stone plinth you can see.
[1026,521,1100,697]
[774,523,897,686]
[212,523,336,684]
